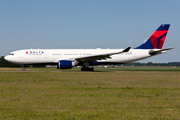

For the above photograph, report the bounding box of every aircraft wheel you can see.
[81,68,94,71]
[22,67,26,71]
[81,68,85,71]
[89,68,94,71]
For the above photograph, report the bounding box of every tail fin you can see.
[135,24,170,49]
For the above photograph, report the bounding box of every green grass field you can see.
[0,67,180,119]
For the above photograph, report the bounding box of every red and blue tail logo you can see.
[135,24,170,49]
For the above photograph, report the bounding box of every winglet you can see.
[122,47,131,52]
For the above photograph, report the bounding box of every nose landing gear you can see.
[22,65,26,71]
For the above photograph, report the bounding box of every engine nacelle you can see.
[57,60,76,69]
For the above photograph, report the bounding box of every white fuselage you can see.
[5,48,152,65]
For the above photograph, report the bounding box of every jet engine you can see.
[57,60,76,69]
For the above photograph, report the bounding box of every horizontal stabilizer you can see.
[149,48,174,56]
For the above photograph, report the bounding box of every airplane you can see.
[4,24,173,71]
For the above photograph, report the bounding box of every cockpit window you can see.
[8,53,14,55]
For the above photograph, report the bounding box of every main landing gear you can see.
[81,67,94,71]
[81,62,94,71]
[22,65,26,71]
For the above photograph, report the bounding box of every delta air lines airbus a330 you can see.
[5,24,173,71]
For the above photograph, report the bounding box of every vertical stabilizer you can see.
[135,24,170,49]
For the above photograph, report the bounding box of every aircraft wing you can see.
[74,47,131,62]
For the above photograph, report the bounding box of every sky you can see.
[0,0,179,63]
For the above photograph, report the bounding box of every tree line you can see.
[123,62,180,66]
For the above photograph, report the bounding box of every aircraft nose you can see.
[4,56,7,60]
[4,56,9,61]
